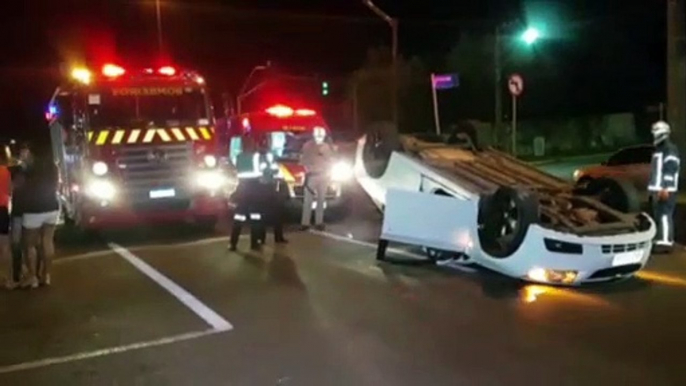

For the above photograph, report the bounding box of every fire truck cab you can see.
[48,63,237,229]
[222,104,352,214]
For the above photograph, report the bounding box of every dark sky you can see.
[0,0,667,139]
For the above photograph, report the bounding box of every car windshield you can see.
[87,88,208,127]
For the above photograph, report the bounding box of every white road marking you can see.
[310,230,477,273]
[0,328,224,375]
[109,243,233,332]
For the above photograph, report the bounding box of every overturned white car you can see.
[354,125,656,285]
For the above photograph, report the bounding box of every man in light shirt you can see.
[300,127,335,231]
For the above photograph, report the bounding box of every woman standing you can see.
[0,146,12,289]
[22,151,59,288]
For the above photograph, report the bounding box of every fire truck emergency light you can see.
[158,66,177,76]
[71,67,92,84]
[266,105,294,118]
[102,64,125,77]
[295,109,316,116]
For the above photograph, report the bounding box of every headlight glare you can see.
[92,161,108,176]
[86,180,116,200]
[196,170,226,190]
[331,161,353,182]
[204,155,218,168]
[527,267,578,285]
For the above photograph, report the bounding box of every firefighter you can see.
[229,137,264,251]
[300,126,336,231]
[648,121,680,253]
[256,139,288,244]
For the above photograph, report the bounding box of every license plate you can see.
[149,188,176,199]
[612,250,644,267]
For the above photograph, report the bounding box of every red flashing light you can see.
[242,117,250,129]
[295,108,316,116]
[158,66,177,76]
[266,104,294,118]
[102,64,126,77]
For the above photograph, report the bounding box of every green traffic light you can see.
[322,81,329,96]
[521,27,540,45]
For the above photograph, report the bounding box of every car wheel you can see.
[478,186,539,258]
[362,121,401,178]
[586,177,641,213]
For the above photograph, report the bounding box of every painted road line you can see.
[310,230,477,273]
[109,243,233,331]
[0,328,223,375]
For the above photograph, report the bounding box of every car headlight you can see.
[527,267,578,285]
[204,155,217,168]
[331,161,353,182]
[196,170,227,190]
[86,180,116,200]
[92,161,108,176]
[573,169,581,181]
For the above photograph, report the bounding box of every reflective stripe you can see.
[662,215,670,244]
[128,129,141,144]
[112,130,126,145]
[250,213,262,220]
[260,162,267,171]
[199,127,212,140]
[665,175,675,182]
[665,155,680,164]
[171,128,185,141]
[142,129,156,143]
[186,127,200,140]
[252,153,261,173]
[237,171,261,178]
[157,129,172,142]
[87,132,94,142]
[233,214,247,222]
[96,131,109,145]
[656,240,674,246]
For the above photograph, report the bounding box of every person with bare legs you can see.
[0,146,13,289]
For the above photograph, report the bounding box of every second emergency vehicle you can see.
[222,104,353,214]
[47,63,237,229]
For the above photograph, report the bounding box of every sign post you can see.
[430,73,459,135]
[508,73,524,156]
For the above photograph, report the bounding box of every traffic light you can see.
[322,81,329,96]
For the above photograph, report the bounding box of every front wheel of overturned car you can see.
[477,186,539,259]
[361,121,401,179]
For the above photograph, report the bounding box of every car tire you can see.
[477,186,539,258]
[585,177,641,214]
[362,121,401,178]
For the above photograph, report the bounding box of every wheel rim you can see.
[497,197,519,239]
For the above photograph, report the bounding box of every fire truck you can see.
[47,63,237,229]
[222,104,353,215]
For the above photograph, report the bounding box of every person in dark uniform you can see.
[255,139,288,245]
[648,121,681,253]
[229,137,264,251]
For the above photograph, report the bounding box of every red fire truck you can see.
[47,63,237,229]
[221,104,353,214]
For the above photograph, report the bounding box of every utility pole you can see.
[494,25,503,149]
[667,0,686,156]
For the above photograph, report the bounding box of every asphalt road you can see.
[2,165,686,385]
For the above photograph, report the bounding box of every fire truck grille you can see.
[117,143,194,205]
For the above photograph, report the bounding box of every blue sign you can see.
[432,73,459,90]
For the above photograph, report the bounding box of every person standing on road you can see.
[7,143,31,288]
[300,126,336,231]
[256,139,288,245]
[0,146,13,289]
[229,137,265,252]
[22,150,60,288]
[648,121,681,253]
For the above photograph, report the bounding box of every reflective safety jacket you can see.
[258,152,280,182]
[235,151,261,179]
[648,139,681,192]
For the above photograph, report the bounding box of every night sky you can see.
[0,0,667,140]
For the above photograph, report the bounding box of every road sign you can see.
[432,73,459,90]
[508,74,524,96]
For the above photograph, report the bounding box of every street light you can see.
[362,0,398,127]
[237,62,271,115]
[494,22,541,153]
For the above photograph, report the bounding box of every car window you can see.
[606,146,653,166]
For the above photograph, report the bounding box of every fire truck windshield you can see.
[87,88,208,127]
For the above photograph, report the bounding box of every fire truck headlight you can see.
[92,161,109,176]
[196,170,226,190]
[331,161,353,182]
[203,155,218,168]
[86,180,116,200]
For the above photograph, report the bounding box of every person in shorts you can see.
[0,146,12,289]
[22,151,59,289]
[7,143,31,288]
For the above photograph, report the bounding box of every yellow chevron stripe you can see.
[157,129,172,142]
[87,132,94,142]
[96,131,109,145]
[171,128,185,141]
[112,130,126,145]
[128,129,141,144]
[142,129,156,143]
[199,127,211,140]
[185,127,200,140]
[279,164,295,182]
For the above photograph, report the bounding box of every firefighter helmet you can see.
[652,121,671,144]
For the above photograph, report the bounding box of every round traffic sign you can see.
[508,74,524,96]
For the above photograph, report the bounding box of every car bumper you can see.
[79,193,229,229]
